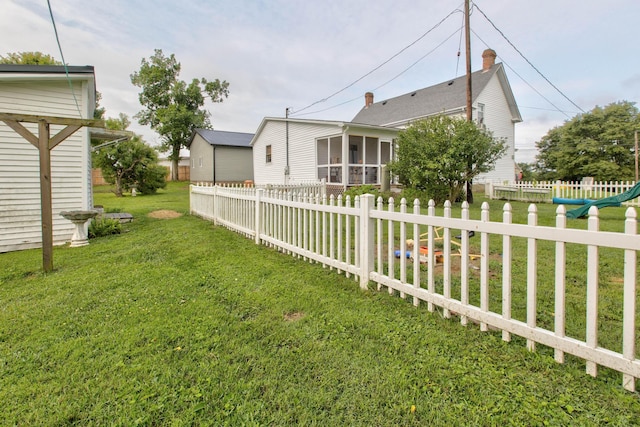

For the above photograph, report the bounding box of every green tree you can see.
[93,114,166,197]
[0,51,61,65]
[388,115,506,204]
[130,49,229,180]
[535,101,640,181]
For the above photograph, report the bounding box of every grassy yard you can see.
[1,182,638,426]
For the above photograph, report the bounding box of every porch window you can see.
[266,145,272,163]
[348,135,380,185]
[317,136,342,183]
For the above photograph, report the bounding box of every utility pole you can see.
[465,0,474,203]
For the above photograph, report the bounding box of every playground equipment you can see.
[552,197,594,205]
[404,227,480,263]
[565,181,640,219]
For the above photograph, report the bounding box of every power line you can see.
[471,29,571,119]
[295,27,462,117]
[47,0,83,118]
[290,7,462,116]
[472,3,585,114]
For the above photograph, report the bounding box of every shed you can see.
[0,64,97,253]
[187,129,254,183]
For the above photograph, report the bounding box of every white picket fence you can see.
[190,184,640,392]
[488,180,640,206]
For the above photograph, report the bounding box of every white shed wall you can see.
[0,79,92,252]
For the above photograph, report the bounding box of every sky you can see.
[2,0,639,163]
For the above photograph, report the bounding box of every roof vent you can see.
[411,92,416,96]
[447,81,454,86]
[382,101,387,105]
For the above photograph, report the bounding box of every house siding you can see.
[0,79,92,253]
[474,75,516,183]
[252,120,343,185]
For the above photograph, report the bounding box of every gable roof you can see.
[188,129,254,148]
[352,63,522,127]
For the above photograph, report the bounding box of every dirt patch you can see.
[148,210,183,219]
[284,311,305,322]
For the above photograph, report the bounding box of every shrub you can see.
[89,217,122,238]
[343,185,381,201]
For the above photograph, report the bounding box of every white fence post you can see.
[622,207,637,391]
[255,189,263,244]
[586,206,600,377]
[554,205,567,363]
[526,204,538,351]
[359,194,375,290]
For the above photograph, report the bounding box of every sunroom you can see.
[316,133,394,188]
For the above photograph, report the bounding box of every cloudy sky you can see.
[3,0,639,162]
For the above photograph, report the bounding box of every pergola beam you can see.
[1,112,105,272]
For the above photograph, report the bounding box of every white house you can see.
[352,49,522,183]
[251,117,397,191]
[187,129,254,183]
[0,64,96,253]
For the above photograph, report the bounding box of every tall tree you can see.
[388,115,506,204]
[535,101,640,181]
[130,49,229,180]
[0,51,61,65]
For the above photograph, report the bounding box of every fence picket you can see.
[527,204,538,350]
[502,203,512,341]
[586,206,600,377]
[623,207,637,391]
[554,205,567,362]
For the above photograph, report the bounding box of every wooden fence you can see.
[190,184,640,392]
[488,180,640,206]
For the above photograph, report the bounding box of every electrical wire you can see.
[472,3,585,114]
[47,0,83,118]
[455,8,466,76]
[471,29,571,119]
[294,27,462,117]
[290,7,462,116]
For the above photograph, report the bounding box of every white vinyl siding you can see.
[474,75,516,183]
[0,78,92,253]
[252,118,398,187]
[253,120,340,185]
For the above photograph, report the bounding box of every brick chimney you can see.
[482,49,497,72]
[365,92,374,108]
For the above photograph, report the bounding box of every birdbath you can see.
[60,210,99,247]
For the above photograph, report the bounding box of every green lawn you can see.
[1,182,638,426]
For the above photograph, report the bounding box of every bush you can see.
[89,217,122,238]
[343,185,381,200]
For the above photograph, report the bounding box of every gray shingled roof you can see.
[352,64,501,126]
[189,129,254,148]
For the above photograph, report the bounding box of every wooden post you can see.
[38,120,54,272]
[0,113,104,272]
